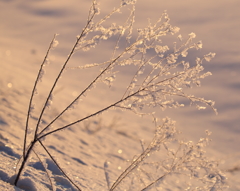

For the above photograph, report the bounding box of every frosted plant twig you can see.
[15,1,139,188]
[38,140,82,191]
[38,41,138,137]
[110,118,177,190]
[15,1,99,186]
[140,137,226,191]
[37,57,216,140]
[15,0,221,190]
[33,1,99,139]
[109,126,226,190]
[37,1,137,137]
[23,34,58,159]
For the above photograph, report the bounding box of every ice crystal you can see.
[189,32,196,38]
[195,40,203,49]
[155,45,169,54]
[46,94,53,108]
[37,69,45,82]
[204,52,216,62]
[177,34,183,41]
[51,34,59,49]
[181,48,188,57]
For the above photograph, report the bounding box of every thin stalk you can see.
[33,10,97,140]
[38,46,127,136]
[141,172,171,191]
[141,144,182,190]
[38,40,140,137]
[14,141,36,186]
[110,148,151,191]
[121,54,154,99]
[23,34,57,159]
[36,2,132,137]
[39,140,82,191]
[33,38,80,139]
[37,87,142,140]
[38,73,183,140]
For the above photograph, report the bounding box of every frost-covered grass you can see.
[0,0,239,190]
[10,0,225,190]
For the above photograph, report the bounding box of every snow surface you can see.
[0,0,240,190]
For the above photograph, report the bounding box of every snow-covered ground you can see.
[0,0,239,190]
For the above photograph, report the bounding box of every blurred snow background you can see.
[0,0,239,190]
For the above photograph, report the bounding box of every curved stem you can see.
[38,88,142,140]
[38,73,183,140]
[33,6,97,140]
[23,34,57,159]
[14,141,36,186]
[38,40,138,137]
[39,140,82,191]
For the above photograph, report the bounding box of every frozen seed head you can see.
[52,40,59,48]
[189,32,196,38]
[204,52,216,62]
[195,41,203,49]
[51,34,59,49]
[178,34,183,41]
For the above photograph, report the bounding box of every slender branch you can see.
[110,147,151,190]
[37,90,138,140]
[38,140,82,191]
[33,7,97,140]
[141,172,171,191]
[38,37,142,137]
[38,72,185,140]
[121,54,155,99]
[16,3,99,185]
[34,38,80,139]
[109,131,165,190]
[14,141,35,185]
[38,44,131,136]
[23,34,57,159]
